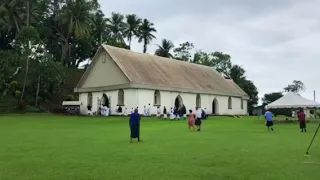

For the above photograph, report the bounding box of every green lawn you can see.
[0,114,319,180]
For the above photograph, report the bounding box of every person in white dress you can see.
[157,106,161,118]
[100,105,104,115]
[124,108,128,116]
[147,104,151,116]
[105,106,109,116]
[170,108,175,121]
[143,106,147,116]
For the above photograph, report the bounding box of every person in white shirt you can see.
[291,110,296,120]
[147,104,151,116]
[143,106,147,116]
[195,107,202,131]
[157,106,161,118]
[130,108,134,115]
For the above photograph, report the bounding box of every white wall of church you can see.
[79,88,248,115]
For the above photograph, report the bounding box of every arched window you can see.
[241,99,244,109]
[154,90,161,105]
[196,94,201,108]
[87,92,93,106]
[228,97,232,109]
[118,89,124,105]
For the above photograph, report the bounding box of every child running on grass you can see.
[188,109,195,131]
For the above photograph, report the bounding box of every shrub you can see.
[17,100,27,110]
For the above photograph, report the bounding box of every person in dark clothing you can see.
[129,108,141,143]
[182,105,187,119]
[87,105,92,115]
[298,109,307,132]
[163,106,167,119]
[118,106,122,115]
[202,109,208,119]
[174,107,179,120]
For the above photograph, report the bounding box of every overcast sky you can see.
[98,0,319,104]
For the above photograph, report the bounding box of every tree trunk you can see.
[128,37,132,50]
[27,0,30,27]
[60,40,68,66]
[13,16,20,34]
[35,76,40,107]
[20,55,30,101]
[143,38,147,53]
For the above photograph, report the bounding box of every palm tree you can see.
[124,14,141,49]
[138,18,156,53]
[155,39,174,58]
[107,12,126,43]
[93,10,107,45]
[56,0,94,65]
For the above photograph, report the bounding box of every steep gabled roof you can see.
[76,45,248,98]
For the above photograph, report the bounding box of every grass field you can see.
[0,114,320,180]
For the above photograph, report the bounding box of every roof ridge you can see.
[103,44,221,71]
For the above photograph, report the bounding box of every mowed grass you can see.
[0,114,320,180]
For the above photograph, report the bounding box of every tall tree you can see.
[16,26,40,100]
[262,92,283,105]
[155,39,174,58]
[173,41,194,61]
[107,12,126,43]
[192,51,213,66]
[55,0,96,66]
[138,18,156,53]
[211,51,232,76]
[92,10,107,45]
[284,80,305,94]
[124,14,141,49]
[229,65,246,84]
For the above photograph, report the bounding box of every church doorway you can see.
[212,98,218,114]
[101,93,110,107]
[175,95,183,109]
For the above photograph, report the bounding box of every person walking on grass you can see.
[129,108,141,143]
[298,109,307,132]
[195,107,202,131]
[188,109,195,131]
[264,109,274,131]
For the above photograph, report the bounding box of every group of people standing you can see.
[264,109,307,132]
[129,106,206,142]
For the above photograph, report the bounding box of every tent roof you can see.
[266,92,320,109]
[62,101,82,106]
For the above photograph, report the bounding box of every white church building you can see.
[74,45,249,115]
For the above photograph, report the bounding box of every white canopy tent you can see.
[266,92,320,109]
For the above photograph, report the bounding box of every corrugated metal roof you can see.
[102,45,248,97]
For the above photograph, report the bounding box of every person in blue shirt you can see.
[264,109,274,131]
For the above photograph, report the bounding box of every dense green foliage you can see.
[0,115,319,180]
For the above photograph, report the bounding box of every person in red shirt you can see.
[298,109,307,132]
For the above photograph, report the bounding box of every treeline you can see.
[0,0,259,112]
